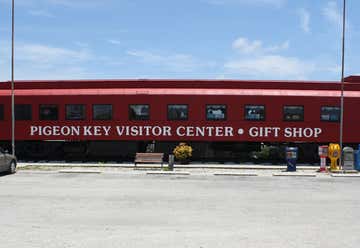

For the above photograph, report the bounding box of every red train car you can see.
[1,76,360,162]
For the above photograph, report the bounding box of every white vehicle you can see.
[0,147,17,174]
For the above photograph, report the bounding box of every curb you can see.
[58,170,102,174]
[214,173,258,177]
[146,171,190,176]
[272,173,317,177]
[330,174,360,177]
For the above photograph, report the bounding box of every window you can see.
[129,104,149,120]
[66,104,86,120]
[168,104,188,120]
[321,106,340,122]
[283,106,304,121]
[245,105,265,121]
[93,104,112,120]
[206,105,226,121]
[39,104,58,120]
[15,104,32,120]
[0,104,3,120]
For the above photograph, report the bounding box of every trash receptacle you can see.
[355,145,360,171]
[343,147,354,171]
[285,147,298,172]
[328,143,341,171]
[168,154,174,171]
[318,145,328,172]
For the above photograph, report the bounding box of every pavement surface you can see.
[17,161,321,170]
[17,161,359,178]
[1,170,360,248]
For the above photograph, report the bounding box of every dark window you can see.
[283,106,304,121]
[168,104,188,120]
[93,104,112,120]
[66,104,86,120]
[15,104,32,120]
[206,105,226,121]
[129,104,149,120]
[245,105,265,121]
[321,106,340,122]
[39,104,58,120]
[0,104,3,120]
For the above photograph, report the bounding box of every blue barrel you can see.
[286,147,298,172]
[355,145,360,171]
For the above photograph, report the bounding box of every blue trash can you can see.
[286,147,298,172]
[355,144,360,171]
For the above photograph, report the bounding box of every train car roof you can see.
[1,88,359,97]
[0,76,360,91]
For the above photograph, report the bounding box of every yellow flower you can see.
[173,143,193,160]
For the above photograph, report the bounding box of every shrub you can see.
[173,142,193,161]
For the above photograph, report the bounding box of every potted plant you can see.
[173,142,193,164]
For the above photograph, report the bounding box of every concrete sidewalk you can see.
[17,161,320,170]
[16,161,360,178]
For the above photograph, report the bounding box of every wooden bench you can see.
[134,153,164,167]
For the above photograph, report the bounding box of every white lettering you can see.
[273,127,280,137]
[53,126,60,136]
[93,126,101,136]
[30,126,38,136]
[303,128,313,138]
[249,127,259,137]
[144,126,151,136]
[102,126,111,136]
[83,126,92,136]
[153,126,162,136]
[62,126,71,136]
[186,126,194,136]
[163,126,171,136]
[195,127,205,136]
[116,126,125,136]
[284,127,292,137]
[314,128,322,137]
[225,127,233,136]
[43,126,52,136]
[215,127,223,136]
[131,126,138,136]
[206,127,214,136]
[176,126,186,136]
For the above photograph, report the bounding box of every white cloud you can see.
[298,8,310,33]
[17,44,91,64]
[0,0,109,8]
[266,41,289,53]
[127,50,215,72]
[74,41,89,48]
[224,37,318,79]
[232,38,262,54]
[204,0,285,7]
[232,37,289,54]
[0,43,93,80]
[107,39,121,45]
[14,66,90,80]
[323,1,342,27]
[224,55,315,79]
[47,0,107,8]
[28,10,55,18]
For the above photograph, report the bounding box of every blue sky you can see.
[0,0,359,81]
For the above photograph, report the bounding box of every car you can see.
[0,147,17,174]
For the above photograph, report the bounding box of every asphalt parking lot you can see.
[0,170,360,248]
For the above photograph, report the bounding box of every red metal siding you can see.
[0,78,359,143]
